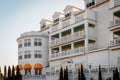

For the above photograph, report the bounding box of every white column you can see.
[84,21,89,68]
[59,32,61,41]
[71,42,74,50]
[70,12,75,24]
[59,46,62,53]
[84,22,89,53]
[71,28,74,35]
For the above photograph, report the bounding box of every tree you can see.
[113,70,115,80]
[115,68,119,80]
[113,68,119,80]
[12,65,15,80]
[0,67,1,77]
[4,65,7,80]
[8,66,11,80]
[66,66,68,80]
[81,64,86,80]
[64,68,66,80]
[59,67,63,80]
[78,68,81,80]
[16,65,22,80]
[0,67,1,80]
[63,66,69,80]
[98,65,102,80]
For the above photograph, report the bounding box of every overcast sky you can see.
[0,0,84,72]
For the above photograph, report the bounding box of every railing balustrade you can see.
[114,0,120,7]
[110,39,120,46]
[50,31,84,46]
[50,47,84,59]
[110,19,120,27]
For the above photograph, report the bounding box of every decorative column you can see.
[84,21,89,69]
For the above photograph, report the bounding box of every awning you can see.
[74,24,84,32]
[15,64,23,70]
[18,64,23,70]
[24,63,32,69]
[62,29,71,36]
[34,63,42,69]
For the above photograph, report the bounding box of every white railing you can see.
[114,0,120,7]
[22,75,46,79]
[110,39,120,46]
[50,31,85,46]
[50,47,84,59]
[52,27,58,32]
[88,44,96,51]
[75,16,84,23]
[62,21,70,28]
[110,19,120,27]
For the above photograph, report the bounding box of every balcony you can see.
[114,0,120,7]
[109,38,120,50]
[110,19,120,26]
[22,75,46,80]
[50,47,84,59]
[110,39,120,47]
[51,26,58,32]
[50,31,85,46]
[110,0,120,11]
[109,19,120,30]
[75,15,84,23]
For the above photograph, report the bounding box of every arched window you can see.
[24,63,32,75]
[34,63,43,75]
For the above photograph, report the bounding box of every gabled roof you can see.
[40,19,52,24]
[52,12,64,18]
[63,5,83,12]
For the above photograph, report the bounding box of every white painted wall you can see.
[17,31,49,75]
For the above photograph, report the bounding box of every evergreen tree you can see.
[16,65,22,80]
[0,67,1,80]
[4,65,7,80]
[81,64,86,80]
[116,68,119,80]
[98,65,102,80]
[113,70,115,80]
[78,68,81,80]
[12,65,15,80]
[66,66,68,80]
[59,67,63,80]
[113,68,120,80]
[8,66,11,80]
[0,67,1,77]
[64,68,66,80]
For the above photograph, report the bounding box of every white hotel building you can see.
[17,0,120,80]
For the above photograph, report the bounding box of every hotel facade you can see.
[17,0,120,80]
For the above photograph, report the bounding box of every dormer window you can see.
[54,18,59,23]
[41,24,46,29]
[65,12,71,18]
[86,0,95,8]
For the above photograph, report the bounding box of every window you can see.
[19,55,22,60]
[34,50,42,58]
[34,38,42,46]
[65,12,71,18]
[51,67,56,72]
[75,63,81,69]
[41,24,45,29]
[86,0,95,8]
[54,18,59,23]
[24,39,31,47]
[24,51,31,59]
[35,69,42,75]
[18,44,22,48]
[18,41,22,48]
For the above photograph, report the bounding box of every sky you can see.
[0,0,84,72]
